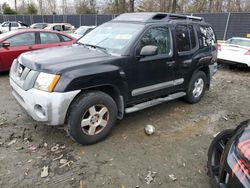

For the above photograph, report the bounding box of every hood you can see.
[19,45,114,74]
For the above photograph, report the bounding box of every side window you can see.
[60,35,72,42]
[11,22,18,27]
[199,26,216,47]
[53,25,61,31]
[140,27,171,56]
[2,23,9,27]
[176,25,197,52]
[8,33,35,47]
[40,32,61,44]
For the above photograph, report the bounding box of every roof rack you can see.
[113,12,205,23]
[167,14,204,21]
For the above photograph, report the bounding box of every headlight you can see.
[34,73,60,92]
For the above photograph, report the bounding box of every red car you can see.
[0,29,76,71]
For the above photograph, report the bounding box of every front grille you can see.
[10,59,39,91]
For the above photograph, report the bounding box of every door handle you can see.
[166,61,175,66]
[28,46,33,50]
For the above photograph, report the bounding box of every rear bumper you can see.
[218,59,249,67]
[209,63,218,78]
[10,78,80,126]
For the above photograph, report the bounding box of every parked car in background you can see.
[30,23,48,29]
[0,21,28,33]
[9,13,217,145]
[217,37,250,67]
[44,23,75,33]
[0,29,76,71]
[70,26,96,39]
[208,120,250,188]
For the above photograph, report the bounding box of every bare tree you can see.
[129,0,135,12]
[171,0,177,13]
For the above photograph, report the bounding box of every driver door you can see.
[127,26,178,102]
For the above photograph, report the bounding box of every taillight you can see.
[244,49,250,55]
[217,44,222,51]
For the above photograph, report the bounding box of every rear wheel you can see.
[184,71,207,104]
[68,91,118,145]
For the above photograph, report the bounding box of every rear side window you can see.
[60,35,72,42]
[199,26,216,47]
[176,25,197,52]
[11,22,18,27]
[40,32,61,44]
[8,32,35,46]
[140,27,172,56]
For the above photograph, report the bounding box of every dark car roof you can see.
[113,12,205,24]
[0,28,75,41]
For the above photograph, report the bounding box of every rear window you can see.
[40,32,61,44]
[61,35,72,42]
[226,38,250,47]
[199,26,216,47]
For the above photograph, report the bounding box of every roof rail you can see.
[167,14,204,21]
[113,13,205,23]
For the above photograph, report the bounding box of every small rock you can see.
[8,139,17,146]
[60,159,68,164]
[145,171,157,184]
[60,145,66,149]
[53,154,64,161]
[41,166,49,178]
[144,125,156,135]
[223,116,228,121]
[28,144,37,152]
[44,143,48,148]
[16,146,24,150]
[51,144,59,152]
[168,174,177,181]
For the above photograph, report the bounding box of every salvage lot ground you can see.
[0,66,250,188]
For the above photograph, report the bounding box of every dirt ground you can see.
[0,66,250,188]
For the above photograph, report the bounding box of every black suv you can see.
[9,13,217,145]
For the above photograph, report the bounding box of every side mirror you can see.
[140,45,158,57]
[2,41,10,48]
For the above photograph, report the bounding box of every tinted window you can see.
[40,32,61,44]
[200,26,216,47]
[140,27,171,55]
[61,35,71,42]
[8,33,35,46]
[176,25,197,52]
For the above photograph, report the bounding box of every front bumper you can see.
[10,78,80,126]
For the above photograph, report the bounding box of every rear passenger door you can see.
[34,32,69,50]
[174,24,198,86]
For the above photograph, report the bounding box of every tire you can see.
[184,71,207,104]
[207,129,234,179]
[67,91,118,145]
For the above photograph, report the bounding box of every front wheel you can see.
[67,91,118,145]
[184,71,207,104]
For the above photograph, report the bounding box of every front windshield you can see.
[75,27,88,35]
[78,22,144,54]
[226,38,250,47]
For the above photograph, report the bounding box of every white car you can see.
[44,23,75,33]
[70,26,96,39]
[0,21,28,33]
[218,37,250,67]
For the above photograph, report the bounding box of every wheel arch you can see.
[65,84,124,125]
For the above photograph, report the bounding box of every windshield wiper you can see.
[83,43,109,54]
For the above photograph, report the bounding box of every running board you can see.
[125,92,186,114]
